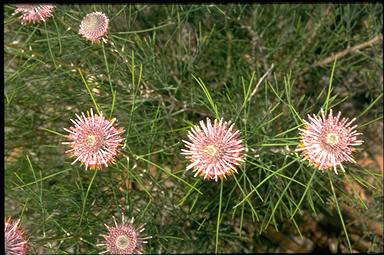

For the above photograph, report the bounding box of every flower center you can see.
[205,145,218,157]
[85,15,103,31]
[85,134,97,146]
[326,133,339,145]
[115,235,131,250]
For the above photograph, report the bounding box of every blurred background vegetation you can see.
[4,4,383,253]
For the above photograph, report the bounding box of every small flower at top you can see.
[99,213,152,254]
[181,117,245,181]
[5,218,29,255]
[79,12,109,43]
[62,108,125,170]
[13,4,55,24]
[298,108,364,174]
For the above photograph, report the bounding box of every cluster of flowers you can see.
[60,108,362,179]
[5,214,151,255]
[9,5,146,255]
[8,4,364,255]
[13,4,109,43]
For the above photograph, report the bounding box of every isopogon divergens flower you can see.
[13,4,55,24]
[62,108,125,170]
[79,12,109,43]
[99,213,152,254]
[298,108,363,174]
[181,118,245,181]
[5,218,29,255]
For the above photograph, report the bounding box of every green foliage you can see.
[5,4,383,253]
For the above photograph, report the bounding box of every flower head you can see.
[5,218,29,255]
[13,4,55,24]
[100,213,152,254]
[298,108,363,174]
[181,118,245,181]
[62,108,125,170]
[79,12,109,43]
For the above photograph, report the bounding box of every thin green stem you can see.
[135,155,203,195]
[215,180,223,253]
[116,22,174,34]
[328,172,352,252]
[45,22,57,68]
[13,168,73,190]
[102,40,115,96]
[193,74,219,119]
[78,69,101,115]
[324,58,337,113]
[79,169,99,226]
[357,93,383,119]
[289,169,316,220]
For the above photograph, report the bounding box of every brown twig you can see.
[315,35,382,66]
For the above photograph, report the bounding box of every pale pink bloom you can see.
[99,213,152,254]
[79,12,109,43]
[13,4,55,24]
[5,218,29,255]
[298,108,363,174]
[62,108,125,170]
[181,118,245,181]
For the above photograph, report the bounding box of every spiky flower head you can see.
[181,118,245,181]
[13,4,55,24]
[99,213,152,254]
[62,108,125,170]
[298,108,363,174]
[79,12,109,43]
[5,218,29,255]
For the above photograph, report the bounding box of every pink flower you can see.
[79,12,109,43]
[99,213,152,254]
[62,108,125,170]
[298,108,364,174]
[5,218,29,255]
[181,118,245,181]
[13,4,55,24]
